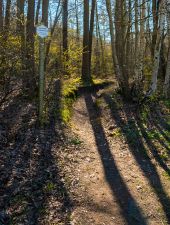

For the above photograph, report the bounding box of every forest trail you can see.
[69,89,170,225]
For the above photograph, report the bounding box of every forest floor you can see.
[0,82,170,225]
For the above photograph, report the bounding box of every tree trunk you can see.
[89,0,96,77]
[75,0,79,42]
[35,0,41,25]
[62,0,68,54]
[105,0,130,98]
[17,0,25,78]
[96,3,105,75]
[151,0,159,59]
[82,0,90,83]
[25,0,36,94]
[163,0,170,97]
[42,0,49,27]
[0,0,3,31]
[17,0,25,33]
[4,0,11,30]
[146,0,166,97]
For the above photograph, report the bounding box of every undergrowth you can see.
[61,77,82,123]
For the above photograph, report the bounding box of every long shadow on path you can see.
[84,93,147,225]
[104,94,170,224]
[0,79,72,224]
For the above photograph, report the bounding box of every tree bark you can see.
[4,0,11,30]
[151,0,159,59]
[82,0,90,83]
[75,0,79,41]
[163,0,170,97]
[17,0,25,33]
[89,0,96,77]
[42,0,49,27]
[25,0,36,94]
[105,0,130,98]
[62,0,68,54]
[0,0,3,31]
[35,0,41,25]
[146,0,166,96]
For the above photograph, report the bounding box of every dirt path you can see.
[69,91,170,225]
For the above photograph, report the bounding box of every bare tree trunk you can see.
[17,0,25,32]
[25,0,36,94]
[35,0,41,25]
[75,0,79,41]
[17,0,25,78]
[89,0,96,77]
[146,0,166,96]
[82,0,90,83]
[163,0,170,97]
[138,0,145,80]
[96,3,105,75]
[125,0,132,78]
[105,0,130,98]
[134,0,139,61]
[62,0,68,54]
[42,0,49,27]
[151,0,158,59]
[4,0,11,30]
[0,0,3,31]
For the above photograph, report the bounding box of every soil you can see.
[69,89,170,225]
[1,84,170,225]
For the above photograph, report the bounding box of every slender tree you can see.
[42,0,49,27]
[35,0,41,25]
[25,0,36,93]
[163,0,170,97]
[146,0,166,96]
[4,0,11,30]
[0,0,3,31]
[62,0,68,54]
[82,0,90,83]
[89,0,96,77]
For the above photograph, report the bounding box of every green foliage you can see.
[70,137,82,145]
[63,41,83,78]
[61,78,82,123]
[0,33,22,99]
[110,128,122,137]
[62,77,81,98]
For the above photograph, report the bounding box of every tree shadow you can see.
[84,93,147,225]
[104,94,170,224]
[0,79,72,224]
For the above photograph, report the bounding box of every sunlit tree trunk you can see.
[163,0,170,97]
[146,0,166,96]
[106,0,130,98]
[96,3,105,75]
